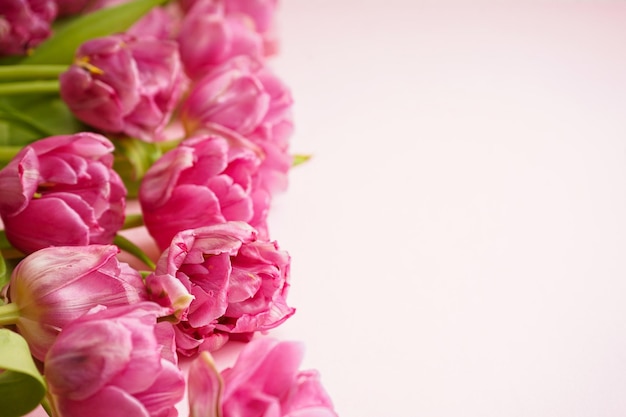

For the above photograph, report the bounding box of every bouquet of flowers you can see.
[0,1,337,416]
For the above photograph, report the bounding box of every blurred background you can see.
[268,1,626,416]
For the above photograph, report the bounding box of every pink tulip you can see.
[145,222,294,355]
[223,0,280,54]
[0,133,126,254]
[177,0,263,80]
[139,133,270,251]
[188,338,338,417]
[179,0,279,57]
[0,0,57,56]
[180,56,293,194]
[59,34,186,142]
[45,302,185,417]
[0,245,147,361]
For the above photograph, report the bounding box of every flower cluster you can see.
[0,1,336,417]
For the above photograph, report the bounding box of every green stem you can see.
[122,213,144,230]
[0,65,67,81]
[113,234,156,270]
[41,395,54,417]
[0,303,20,326]
[0,80,59,95]
[0,230,11,250]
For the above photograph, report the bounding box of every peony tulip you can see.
[139,133,269,250]
[0,0,57,56]
[45,302,185,417]
[59,33,186,142]
[180,56,293,194]
[188,337,338,417]
[0,133,126,254]
[0,245,147,361]
[145,222,294,355]
[177,0,263,80]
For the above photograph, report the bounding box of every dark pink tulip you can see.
[188,338,338,417]
[0,0,56,56]
[177,0,263,80]
[1,245,147,361]
[139,133,269,250]
[181,56,293,194]
[60,34,186,142]
[45,302,185,417]
[145,222,294,355]
[0,133,126,254]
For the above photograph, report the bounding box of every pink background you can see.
[28,1,626,417]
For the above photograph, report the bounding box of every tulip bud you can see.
[45,302,185,417]
[0,133,126,254]
[0,245,147,361]
[59,34,186,142]
[0,0,57,56]
[146,222,294,355]
[188,338,338,417]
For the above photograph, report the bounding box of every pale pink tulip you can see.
[139,133,269,250]
[145,222,294,355]
[0,245,147,361]
[0,0,56,56]
[188,338,338,417]
[45,302,185,417]
[59,34,186,142]
[0,133,126,254]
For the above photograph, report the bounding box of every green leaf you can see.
[0,94,84,151]
[0,253,6,291]
[21,0,168,65]
[292,154,312,167]
[113,137,162,198]
[0,329,46,417]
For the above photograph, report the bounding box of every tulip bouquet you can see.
[0,1,337,417]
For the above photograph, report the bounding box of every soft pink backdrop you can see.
[28,1,626,417]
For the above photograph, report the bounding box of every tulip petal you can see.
[188,351,224,417]
[57,386,150,417]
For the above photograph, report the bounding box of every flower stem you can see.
[0,65,67,81]
[113,234,156,270]
[122,213,144,230]
[0,80,59,95]
[41,395,54,417]
[0,303,20,326]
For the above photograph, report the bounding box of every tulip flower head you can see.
[139,133,270,250]
[0,133,126,254]
[188,337,338,417]
[60,33,186,142]
[146,222,294,355]
[180,56,293,194]
[1,245,147,361]
[177,0,263,80]
[0,0,57,56]
[45,302,185,417]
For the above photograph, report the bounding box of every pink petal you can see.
[188,352,224,417]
